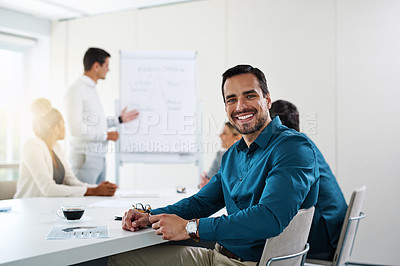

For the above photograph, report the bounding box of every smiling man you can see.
[222,68,271,141]
[108,65,320,266]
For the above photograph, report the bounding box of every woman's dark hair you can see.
[269,100,300,132]
[31,98,63,139]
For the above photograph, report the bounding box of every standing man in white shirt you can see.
[64,47,139,184]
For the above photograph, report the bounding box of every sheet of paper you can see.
[115,190,160,198]
[88,200,134,208]
[46,225,109,240]
[88,199,162,209]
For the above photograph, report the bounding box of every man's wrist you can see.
[196,219,200,238]
[186,219,200,242]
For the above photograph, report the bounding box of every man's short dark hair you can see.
[270,100,300,132]
[221,64,268,103]
[83,47,111,71]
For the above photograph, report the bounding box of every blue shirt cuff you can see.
[198,217,216,241]
[151,208,163,215]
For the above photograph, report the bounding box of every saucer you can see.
[55,216,92,223]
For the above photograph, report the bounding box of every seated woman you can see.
[14,98,118,198]
[198,122,241,189]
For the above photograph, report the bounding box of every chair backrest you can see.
[0,180,18,200]
[333,186,366,266]
[259,207,315,266]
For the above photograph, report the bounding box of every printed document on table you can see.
[46,225,109,240]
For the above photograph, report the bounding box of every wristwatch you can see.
[186,219,200,242]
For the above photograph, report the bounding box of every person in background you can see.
[14,98,118,198]
[270,99,348,260]
[199,122,241,189]
[108,65,319,265]
[64,47,139,184]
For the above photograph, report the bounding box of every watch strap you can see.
[188,219,200,242]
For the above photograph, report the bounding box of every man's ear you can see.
[92,62,100,72]
[266,93,272,109]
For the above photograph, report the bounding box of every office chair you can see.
[259,207,315,266]
[0,180,17,200]
[305,186,367,266]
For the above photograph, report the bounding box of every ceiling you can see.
[0,0,194,21]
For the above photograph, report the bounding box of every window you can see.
[0,48,24,180]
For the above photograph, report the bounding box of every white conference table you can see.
[0,188,196,266]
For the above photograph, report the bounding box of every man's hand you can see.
[122,209,151,232]
[120,107,139,123]
[107,131,119,141]
[149,214,190,241]
[198,171,210,189]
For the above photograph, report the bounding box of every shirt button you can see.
[247,154,251,158]
[239,178,242,181]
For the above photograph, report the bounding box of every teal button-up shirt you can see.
[152,117,320,261]
[307,137,347,259]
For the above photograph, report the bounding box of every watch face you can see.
[186,221,197,234]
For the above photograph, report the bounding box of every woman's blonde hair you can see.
[225,122,240,136]
[31,98,62,139]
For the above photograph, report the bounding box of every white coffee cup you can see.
[57,205,85,220]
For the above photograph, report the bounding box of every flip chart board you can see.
[118,50,198,163]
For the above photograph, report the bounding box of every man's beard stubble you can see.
[231,109,268,135]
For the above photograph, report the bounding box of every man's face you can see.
[96,57,110,80]
[224,73,271,135]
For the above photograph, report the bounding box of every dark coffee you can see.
[63,208,84,220]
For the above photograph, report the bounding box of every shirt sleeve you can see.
[63,168,96,189]
[64,85,108,142]
[22,140,87,197]
[151,172,226,219]
[199,136,319,242]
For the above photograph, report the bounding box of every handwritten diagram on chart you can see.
[119,50,197,153]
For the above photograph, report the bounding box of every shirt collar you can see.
[236,116,283,152]
[79,74,96,88]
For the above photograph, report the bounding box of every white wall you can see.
[50,0,400,264]
[336,0,400,263]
